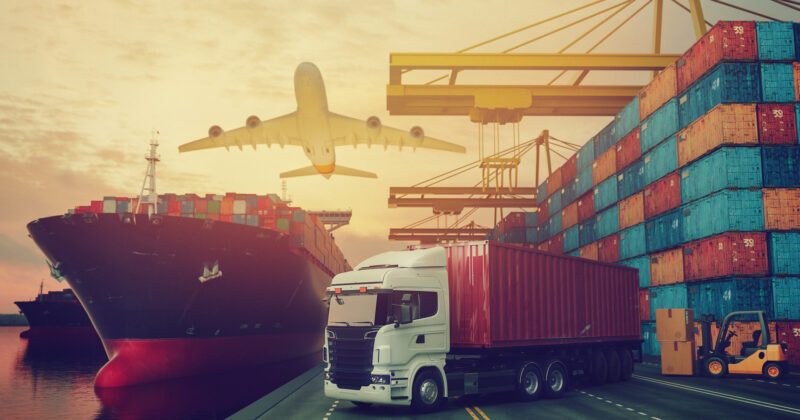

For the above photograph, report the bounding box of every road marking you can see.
[473,406,490,420]
[652,417,662,420]
[464,407,480,420]
[638,412,647,416]
[605,400,613,403]
[626,407,634,411]
[576,389,654,418]
[633,375,800,416]
[616,404,623,407]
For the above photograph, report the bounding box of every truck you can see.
[322,241,641,412]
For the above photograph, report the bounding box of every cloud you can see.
[0,233,42,266]
[333,230,413,267]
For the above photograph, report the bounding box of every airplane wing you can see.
[327,113,466,153]
[179,113,301,153]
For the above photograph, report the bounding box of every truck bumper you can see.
[324,380,410,406]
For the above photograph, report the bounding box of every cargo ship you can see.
[26,138,350,387]
[15,286,100,345]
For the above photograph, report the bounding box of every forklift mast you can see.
[714,311,769,357]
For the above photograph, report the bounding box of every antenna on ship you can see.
[136,131,161,215]
[281,180,292,204]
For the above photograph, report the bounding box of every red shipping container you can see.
[221,198,234,215]
[194,199,208,214]
[577,191,594,223]
[503,212,526,229]
[220,215,233,223]
[643,172,680,219]
[757,104,798,145]
[616,127,641,172]
[776,321,800,367]
[443,241,640,348]
[682,232,768,281]
[538,200,548,226]
[618,192,644,231]
[676,104,758,167]
[167,200,181,214]
[639,62,677,120]
[257,197,274,210]
[561,202,578,230]
[795,63,800,102]
[597,233,620,263]
[579,242,598,261]
[546,166,563,197]
[537,242,548,252]
[563,155,577,184]
[639,289,651,321]
[592,147,617,186]
[650,248,684,286]
[206,213,220,221]
[547,234,563,255]
[678,21,757,93]
[90,201,103,213]
[763,189,800,231]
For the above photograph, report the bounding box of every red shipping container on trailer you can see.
[776,321,800,368]
[616,127,641,171]
[639,62,677,120]
[579,242,599,261]
[650,248,684,286]
[763,189,800,231]
[443,241,640,348]
[643,172,681,219]
[682,232,768,281]
[677,104,758,167]
[757,104,798,145]
[597,233,620,263]
[546,166,563,196]
[639,290,650,321]
[619,192,645,231]
[592,148,617,186]
[538,200,549,225]
[577,191,595,223]
[561,202,578,230]
[563,155,577,184]
[678,21,757,93]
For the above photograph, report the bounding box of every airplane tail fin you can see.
[279,165,378,179]
[332,165,377,178]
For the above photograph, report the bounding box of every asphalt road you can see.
[244,363,800,419]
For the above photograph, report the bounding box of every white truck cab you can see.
[323,247,450,411]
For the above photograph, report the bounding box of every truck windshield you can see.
[328,294,389,326]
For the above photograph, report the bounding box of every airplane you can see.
[178,62,466,179]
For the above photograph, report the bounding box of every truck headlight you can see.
[324,371,332,381]
[370,374,390,385]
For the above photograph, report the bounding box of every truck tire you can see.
[705,357,727,378]
[544,360,568,399]
[411,369,443,412]
[590,350,608,385]
[516,362,544,401]
[619,349,633,381]
[605,349,621,383]
[763,362,785,380]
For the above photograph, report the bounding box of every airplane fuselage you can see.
[293,62,336,176]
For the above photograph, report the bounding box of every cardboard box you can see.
[656,308,694,341]
[660,340,695,376]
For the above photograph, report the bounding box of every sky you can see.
[0,0,796,312]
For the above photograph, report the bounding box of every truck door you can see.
[384,290,447,365]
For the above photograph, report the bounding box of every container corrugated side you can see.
[677,104,759,167]
[643,136,678,186]
[639,63,677,121]
[615,95,640,140]
[757,103,798,144]
[592,147,617,187]
[618,192,644,231]
[593,176,618,212]
[620,255,651,289]
[577,191,594,223]
[677,21,757,93]
[679,62,761,128]
[772,277,800,320]
[762,146,800,187]
[616,127,641,172]
[680,147,762,204]
[595,204,619,240]
[562,225,579,253]
[760,63,795,103]
[681,189,764,242]
[650,248,684,286]
[769,232,800,276]
[642,321,659,355]
[594,121,618,158]
[776,321,800,367]
[617,159,645,201]
[641,98,679,154]
[687,278,773,321]
[650,284,688,321]
[577,140,595,172]
[682,232,769,281]
[645,208,683,253]
[763,188,800,231]
[644,172,681,219]
[547,190,562,217]
[619,223,646,260]
[756,22,796,61]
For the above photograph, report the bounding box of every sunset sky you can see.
[0,1,793,312]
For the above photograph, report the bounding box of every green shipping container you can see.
[276,218,290,232]
[207,200,221,214]
[194,214,206,219]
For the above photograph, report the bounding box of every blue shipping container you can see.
[547,190,562,216]
[619,223,646,260]
[681,147,763,203]
[762,146,800,187]
[577,139,595,172]
[180,200,193,213]
[760,63,795,103]
[641,97,679,154]
[232,215,246,224]
[593,176,618,212]
[769,232,800,275]
[681,189,764,242]
[562,225,579,252]
[579,217,597,247]
[567,249,580,257]
[645,208,683,253]
[524,212,538,227]
[574,165,593,201]
[620,255,651,289]
[246,215,259,227]
[772,277,800,320]
[617,159,645,201]
[678,62,761,128]
[116,200,130,213]
[641,321,659,356]
[525,227,538,243]
[757,22,797,61]
[643,136,678,186]
[594,120,618,158]
[501,227,527,243]
[562,178,577,205]
[615,95,640,141]
[595,204,619,240]
[549,212,562,239]
[650,284,688,321]
[688,278,773,321]
[537,181,547,205]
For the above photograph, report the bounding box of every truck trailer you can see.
[322,241,641,411]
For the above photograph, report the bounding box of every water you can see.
[0,327,321,419]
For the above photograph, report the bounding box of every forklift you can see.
[696,311,790,379]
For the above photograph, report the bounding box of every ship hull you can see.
[27,213,331,387]
[15,299,101,345]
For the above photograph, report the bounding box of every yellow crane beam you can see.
[388,197,537,214]
[389,228,493,243]
[389,186,536,195]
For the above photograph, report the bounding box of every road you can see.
[235,363,800,419]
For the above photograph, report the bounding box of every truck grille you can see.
[328,326,376,390]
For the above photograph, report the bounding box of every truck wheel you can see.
[590,351,608,385]
[763,362,785,380]
[705,357,727,378]
[619,349,633,381]
[516,363,544,401]
[544,360,568,399]
[605,349,621,383]
[411,370,443,412]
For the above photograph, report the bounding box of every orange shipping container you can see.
[592,147,617,186]
[660,341,695,376]
[639,62,677,121]
[650,248,684,286]
[795,62,800,102]
[656,308,694,342]
[618,192,644,230]
[546,166,563,197]
[639,289,650,321]
[676,104,758,167]
[221,197,234,215]
[561,202,578,230]
[763,188,800,231]
[579,242,598,261]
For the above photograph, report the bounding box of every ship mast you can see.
[136,131,161,215]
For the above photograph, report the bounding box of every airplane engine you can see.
[208,125,224,138]
[246,115,261,128]
[366,116,381,129]
[410,126,424,139]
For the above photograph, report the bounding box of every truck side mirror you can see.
[394,303,413,328]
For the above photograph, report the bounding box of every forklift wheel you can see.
[763,362,785,380]
[705,357,727,378]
